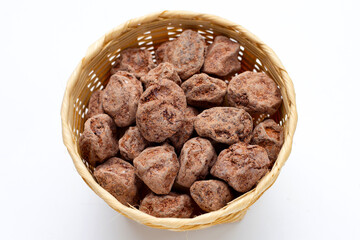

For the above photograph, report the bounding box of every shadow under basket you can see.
[61,10,298,231]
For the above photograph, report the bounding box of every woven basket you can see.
[61,10,297,231]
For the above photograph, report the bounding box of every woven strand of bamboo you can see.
[61,10,297,231]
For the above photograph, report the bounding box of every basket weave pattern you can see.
[61,11,297,231]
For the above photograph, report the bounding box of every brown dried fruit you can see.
[176,137,217,188]
[227,71,282,115]
[102,71,143,127]
[154,41,170,64]
[140,62,181,88]
[181,73,227,108]
[210,142,271,192]
[94,157,142,206]
[169,106,198,150]
[79,114,118,166]
[136,79,186,142]
[194,107,253,145]
[136,102,185,143]
[251,119,284,163]
[138,79,186,110]
[118,126,149,161]
[202,36,241,76]
[139,192,194,218]
[111,48,155,78]
[133,144,179,194]
[155,30,206,80]
[190,180,232,212]
[85,90,104,120]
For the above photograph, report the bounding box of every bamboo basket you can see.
[61,10,297,231]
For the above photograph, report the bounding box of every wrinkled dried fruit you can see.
[85,90,104,120]
[251,119,284,163]
[102,71,143,127]
[211,142,270,192]
[94,157,142,206]
[136,79,186,142]
[133,144,179,194]
[140,62,181,88]
[202,36,241,77]
[138,79,186,110]
[194,107,253,144]
[79,114,118,166]
[169,106,198,150]
[118,126,149,161]
[136,102,185,143]
[181,73,227,108]
[111,48,155,78]
[190,180,232,212]
[227,71,282,115]
[139,192,194,218]
[176,137,217,188]
[155,30,206,80]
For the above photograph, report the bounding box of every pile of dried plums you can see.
[79,30,284,218]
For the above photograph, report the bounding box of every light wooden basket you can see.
[61,10,297,231]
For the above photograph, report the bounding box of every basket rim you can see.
[61,10,298,230]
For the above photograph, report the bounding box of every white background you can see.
[1,0,359,239]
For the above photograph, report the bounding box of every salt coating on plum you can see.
[169,106,198,150]
[190,180,232,212]
[85,90,104,120]
[139,192,194,218]
[118,126,149,161]
[203,35,241,77]
[176,137,217,188]
[101,71,143,127]
[111,48,155,78]
[251,119,284,163]
[133,144,179,195]
[94,157,142,206]
[194,107,253,144]
[136,79,187,142]
[227,71,282,115]
[211,142,271,192]
[79,114,118,167]
[181,73,227,108]
[155,30,206,80]
[140,62,181,88]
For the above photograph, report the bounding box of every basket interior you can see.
[67,19,288,174]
